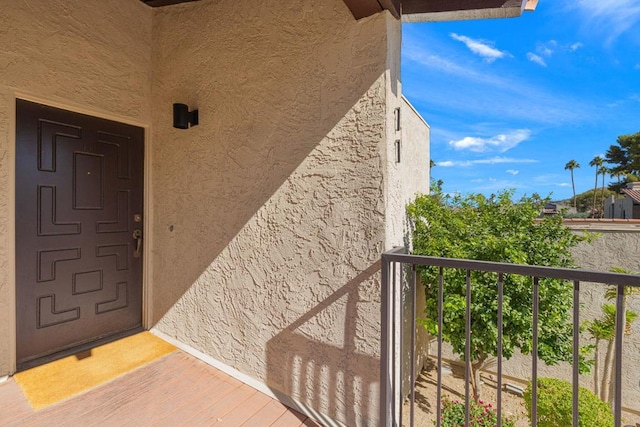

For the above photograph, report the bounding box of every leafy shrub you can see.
[524,377,613,427]
[439,397,515,427]
[408,188,589,396]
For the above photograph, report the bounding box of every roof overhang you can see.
[403,0,538,23]
[138,0,539,23]
[139,0,200,7]
[341,0,538,21]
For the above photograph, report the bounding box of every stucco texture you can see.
[396,97,431,397]
[150,1,400,425]
[0,0,152,376]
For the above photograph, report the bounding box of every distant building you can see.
[540,201,576,217]
[605,182,640,219]
[542,202,558,216]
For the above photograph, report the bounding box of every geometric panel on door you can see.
[97,190,129,233]
[96,244,129,270]
[96,282,128,314]
[38,119,81,172]
[38,185,81,236]
[37,248,81,282]
[73,270,103,294]
[98,131,131,179]
[37,294,81,329]
[73,152,104,210]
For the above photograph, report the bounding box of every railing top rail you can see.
[382,247,640,287]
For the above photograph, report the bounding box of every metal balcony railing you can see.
[380,247,640,427]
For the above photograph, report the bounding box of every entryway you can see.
[15,99,145,370]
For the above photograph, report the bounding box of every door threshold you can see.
[17,326,144,372]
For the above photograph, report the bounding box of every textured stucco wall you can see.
[396,96,431,397]
[385,96,431,249]
[398,95,430,241]
[0,0,152,376]
[150,1,400,424]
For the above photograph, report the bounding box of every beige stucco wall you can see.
[395,96,431,397]
[150,1,401,425]
[0,1,411,423]
[397,95,430,245]
[0,0,152,376]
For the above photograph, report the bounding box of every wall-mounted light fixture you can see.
[173,103,199,129]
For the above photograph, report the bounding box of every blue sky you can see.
[401,0,640,201]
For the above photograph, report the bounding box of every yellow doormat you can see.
[14,331,176,410]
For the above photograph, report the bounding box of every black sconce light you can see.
[173,103,199,129]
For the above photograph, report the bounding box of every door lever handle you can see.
[132,229,142,258]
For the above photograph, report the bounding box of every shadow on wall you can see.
[150,0,391,323]
[266,263,381,426]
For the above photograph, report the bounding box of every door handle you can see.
[132,229,142,258]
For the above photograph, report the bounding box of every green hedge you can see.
[524,377,613,427]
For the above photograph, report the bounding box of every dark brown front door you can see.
[15,99,144,369]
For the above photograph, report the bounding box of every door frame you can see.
[8,92,153,374]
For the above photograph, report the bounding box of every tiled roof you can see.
[622,189,640,204]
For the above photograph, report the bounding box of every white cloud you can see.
[536,40,557,57]
[570,42,584,51]
[437,157,538,167]
[401,28,596,126]
[449,129,531,153]
[604,94,640,107]
[534,174,574,188]
[470,179,527,193]
[574,0,640,44]
[527,52,547,67]
[506,170,519,175]
[450,33,509,62]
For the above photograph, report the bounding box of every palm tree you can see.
[600,165,609,218]
[613,169,622,186]
[589,156,604,216]
[564,160,580,209]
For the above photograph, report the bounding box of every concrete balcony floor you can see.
[1,351,321,427]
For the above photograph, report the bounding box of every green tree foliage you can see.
[407,189,587,396]
[605,131,640,175]
[574,188,615,215]
[585,268,639,403]
[524,378,614,427]
[605,131,640,191]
